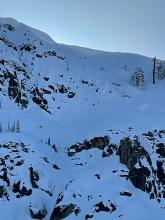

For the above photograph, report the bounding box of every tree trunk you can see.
[153,57,156,84]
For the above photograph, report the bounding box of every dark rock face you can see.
[29,205,47,219]
[95,202,110,212]
[31,87,50,113]
[68,136,110,156]
[49,192,80,220]
[85,214,94,220]
[157,161,165,184]
[0,67,29,108]
[49,204,80,220]
[90,136,109,149]
[94,201,116,214]
[118,137,151,191]
[118,137,151,169]
[12,181,32,198]
[156,143,165,157]
[0,186,8,200]
[102,144,116,157]
[118,137,133,166]
[129,167,151,191]
[0,36,17,50]
[29,167,39,188]
[20,43,36,52]
[118,136,165,201]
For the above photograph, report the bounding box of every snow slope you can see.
[0,17,165,220]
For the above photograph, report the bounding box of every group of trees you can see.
[153,57,165,80]
[0,119,21,133]
[8,120,21,133]
[130,57,165,87]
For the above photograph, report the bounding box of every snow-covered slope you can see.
[0,17,165,220]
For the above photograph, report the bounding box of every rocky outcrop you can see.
[118,137,152,191]
[0,141,54,201]
[49,204,80,220]
[29,167,39,188]
[68,136,110,156]
[156,143,165,157]
[118,136,165,201]
[94,201,117,214]
[0,24,71,114]
[120,191,132,197]
[66,133,165,204]
[0,65,29,108]
[129,166,151,191]
[102,144,116,157]
[95,202,110,212]
[12,181,32,198]
[29,204,47,219]
[156,160,165,184]
[31,87,50,113]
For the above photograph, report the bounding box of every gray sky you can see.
[1,0,165,59]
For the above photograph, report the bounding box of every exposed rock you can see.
[67,134,165,203]
[52,164,60,170]
[0,185,9,200]
[20,43,36,52]
[156,161,165,184]
[94,201,117,214]
[58,85,68,94]
[29,167,39,188]
[143,131,154,137]
[156,143,165,157]
[15,159,24,166]
[102,144,116,157]
[95,202,110,212]
[3,24,15,32]
[85,214,94,219]
[29,204,47,219]
[118,137,152,191]
[31,87,50,112]
[90,136,110,149]
[13,181,32,197]
[95,173,101,179]
[56,193,64,205]
[49,204,80,220]
[67,92,75,98]
[42,88,51,94]
[120,191,132,197]
[68,136,110,156]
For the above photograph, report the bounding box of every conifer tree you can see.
[153,57,156,84]
[16,120,20,133]
[48,136,51,146]
[8,119,11,132]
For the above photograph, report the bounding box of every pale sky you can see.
[1,0,165,59]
